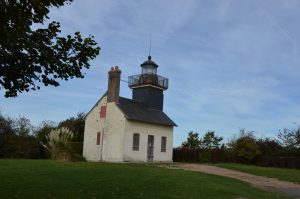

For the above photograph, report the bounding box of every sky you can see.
[1,0,300,146]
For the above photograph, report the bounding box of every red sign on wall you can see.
[99,106,106,118]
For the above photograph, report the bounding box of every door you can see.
[147,135,154,162]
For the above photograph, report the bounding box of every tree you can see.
[181,131,201,148]
[15,116,33,136]
[256,138,282,156]
[227,129,261,163]
[34,120,56,144]
[0,0,100,97]
[0,112,40,158]
[57,112,85,142]
[200,131,223,149]
[277,124,300,149]
[0,112,14,135]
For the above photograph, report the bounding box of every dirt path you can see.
[162,163,300,199]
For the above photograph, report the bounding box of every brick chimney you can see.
[107,66,121,103]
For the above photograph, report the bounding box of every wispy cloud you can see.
[252,0,298,57]
[1,1,300,146]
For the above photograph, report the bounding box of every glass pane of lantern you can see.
[142,66,157,74]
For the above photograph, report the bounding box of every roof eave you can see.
[85,91,108,119]
[126,118,177,127]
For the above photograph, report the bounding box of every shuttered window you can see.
[132,133,140,151]
[161,136,167,152]
[99,106,106,118]
[96,132,101,145]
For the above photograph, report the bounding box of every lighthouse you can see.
[128,56,168,111]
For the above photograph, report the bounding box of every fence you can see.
[173,148,227,163]
[173,148,300,169]
[259,156,300,169]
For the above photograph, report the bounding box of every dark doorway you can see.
[147,135,154,162]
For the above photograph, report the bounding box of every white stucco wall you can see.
[123,120,173,162]
[83,95,174,163]
[101,102,126,162]
[83,96,107,161]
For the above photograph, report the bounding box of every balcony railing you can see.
[128,74,169,90]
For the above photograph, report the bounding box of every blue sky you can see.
[1,0,300,146]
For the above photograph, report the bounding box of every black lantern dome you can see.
[141,56,158,75]
[128,56,168,90]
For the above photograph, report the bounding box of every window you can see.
[99,106,106,118]
[142,66,157,75]
[132,133,140,151]
[96,132,101,145]
[161,136,167,152]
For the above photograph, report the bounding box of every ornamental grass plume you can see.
[44,127,73,161]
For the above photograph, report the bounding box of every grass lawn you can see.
[0,159,291,199]
[215,163,300,184]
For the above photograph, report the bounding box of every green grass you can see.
[0,159,290,199]
[215,163,300,184]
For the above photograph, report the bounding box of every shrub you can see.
[227,129,261,163]
[70,142,83,155]
[43,127,74,161]
[199,150,212,163]
[256,138,282,156]
[71,153,86,162]
[0,133,40,159]
[0,112,40,159]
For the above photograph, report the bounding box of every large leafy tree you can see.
[57,112,85,142]
[0,112,40,158]
[0,0,100,97]
[277,124,300,149]
[227,129,261,163]
[200,131,223,149]
[181,131,201,148]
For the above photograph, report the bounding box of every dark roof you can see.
[140,56,158,68]
[117,97,177,127]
